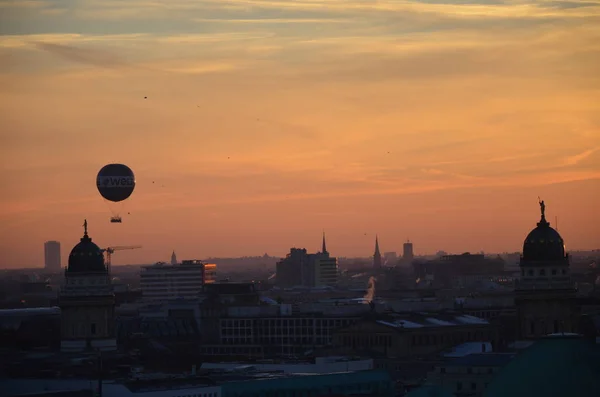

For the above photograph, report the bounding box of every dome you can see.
[484,336,600,397]
[67,221,106,273]
[522,220,565,261]
[522,201,565,262]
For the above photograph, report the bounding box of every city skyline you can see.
[1,0,599,267]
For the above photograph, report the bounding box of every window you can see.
[440,367,446,374]
[540,269,546,276]
[91,323,97,335]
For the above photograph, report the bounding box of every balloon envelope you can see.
[96,164,136,202]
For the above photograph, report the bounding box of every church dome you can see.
[67,221,106,273]
[522,201,565,262]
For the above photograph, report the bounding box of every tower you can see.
[171,250,177,265]
[59,220,116,352]
[403,240,414,261]
[373,235,382,269]
[44,241,61,273]
[515,200,578,339]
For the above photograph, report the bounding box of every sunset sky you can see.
[1,0,599,268]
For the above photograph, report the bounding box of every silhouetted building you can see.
[515,201,579,338]
[413,253,504,288]
[59,220,116,352]
[171,250,177,265]
[44,241,61,272]
[403,240,414,261]
[140,260,217,301]
[276,235,338,288]
[384,252,398,264]
[0,307,60,350]
[373,235,382,269]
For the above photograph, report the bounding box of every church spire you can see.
[322,231,328,254]
[373,235,382,268]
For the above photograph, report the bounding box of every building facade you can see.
[141,260,217,301]
[44,241,61,273]
[515,201,579,338]
[276,241,338,288]
[59,221,116,352]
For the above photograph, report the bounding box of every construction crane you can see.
[100,245,142,274]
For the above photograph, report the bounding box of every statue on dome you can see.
[538,198,546,219]
[83,219,88,235]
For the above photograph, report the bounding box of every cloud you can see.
[563,146,600,165]
[0,0,47,8]
[33,41,130,68]
[193,17,351,24]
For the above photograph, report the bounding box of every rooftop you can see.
[445,353,515,367]
[376,312,489,330]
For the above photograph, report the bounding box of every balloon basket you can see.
[110,217,122,223]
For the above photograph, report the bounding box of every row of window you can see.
[220,337,331,345]
[337,330,492,349]
[221,319,354,327]
[174,392,218,397]
[221,328,334,336]
[522,268,567,276]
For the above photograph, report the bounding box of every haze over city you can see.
[1,0,599,268]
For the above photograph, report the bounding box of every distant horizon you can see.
[4,247,599,271]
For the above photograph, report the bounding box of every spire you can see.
[322,231,328,254]
[171,250,177,265]
[373,235,382,268]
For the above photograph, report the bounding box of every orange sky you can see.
[1,0,599,268]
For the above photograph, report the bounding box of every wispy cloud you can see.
[563,146,600,165]
[193,17,351,24]
[33,41,130,68]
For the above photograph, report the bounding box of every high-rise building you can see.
[171,250,177,265]
[403,240,414,261]
[276,234,338,288]
[44,241,61,272]
[383,252,397,264]
[373,235,382,269]
[59,220,116,352]
[140,259,217,301]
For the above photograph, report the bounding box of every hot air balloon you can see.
[96,164,135,223]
